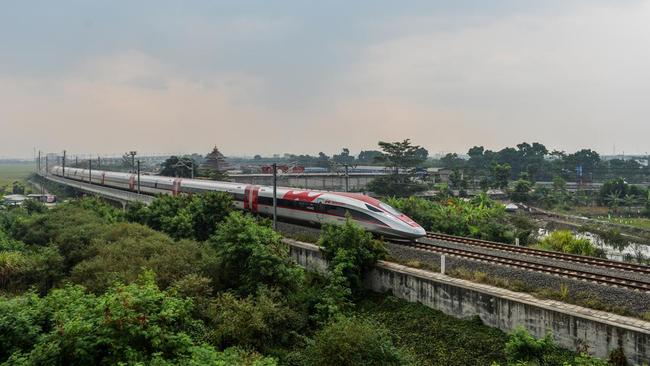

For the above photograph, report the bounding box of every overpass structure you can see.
[37,172,155,208]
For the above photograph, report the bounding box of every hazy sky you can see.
[2,1,650,158]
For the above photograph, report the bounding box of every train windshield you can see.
[365,204,383,213]
[379,202,403,216]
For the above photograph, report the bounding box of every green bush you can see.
[70,223,214,293]
[318,217,386,293]
[302,316,406,366]
[209,212,303,296]
[535,231,604,257]
[0,292,43,361]
[500,327,607,366]
[0,245,63,294]
[0,271,255,365]
[134,192,233,241]
[206,290,305,354]
[387,194,518,243]
[9,204,110,271]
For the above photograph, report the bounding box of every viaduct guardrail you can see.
[37,173,155,207]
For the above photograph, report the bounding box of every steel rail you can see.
[425,232,650,275]
[390,240,650,292]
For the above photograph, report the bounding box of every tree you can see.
[69,223,213,293]
[159,156,198,178]
[375,139,427,173]
[12,182,25,195]
[136,193,233,241]
[208,212,303,296]
[316,152,330,168]
[0,272,277,365]
[492,163,511,190]
[369,139,428,196]
[357,150,383,165]
[440,153,465,170]
[449,169,463,190]
[332,148,355,166]
[318,218,386,294]
[510,179,532,203]
[552,175,566,192]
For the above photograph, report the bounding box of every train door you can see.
[315,199,326,223]
[128,175,136,191]
[251,186,260,214]
[172,179,182,196]
[244,185,260,213]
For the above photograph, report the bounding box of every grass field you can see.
[598,216,650,230]
[0,162,35,192]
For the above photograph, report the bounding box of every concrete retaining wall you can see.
[285,239,650,364]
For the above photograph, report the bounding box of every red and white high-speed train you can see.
[50,166,426,239]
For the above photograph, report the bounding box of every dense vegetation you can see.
[387,194,534,245]
[0,195,620,365]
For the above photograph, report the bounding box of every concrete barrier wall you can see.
[285,239,650,364]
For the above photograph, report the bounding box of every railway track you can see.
[387,237,650,292]
[425,232,650,275]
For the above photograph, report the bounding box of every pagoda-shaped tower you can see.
[201,146,231,174]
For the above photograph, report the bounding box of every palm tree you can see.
[623,194,637,216]
[605,191,622,214]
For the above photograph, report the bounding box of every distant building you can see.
[200,147,231,174]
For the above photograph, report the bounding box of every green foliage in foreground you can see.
[301,316,407,366]
[315,218,386,323]
[0,271,276,365]
[0,196,615,365]
[208,212,304,296]
[535,231,605,257]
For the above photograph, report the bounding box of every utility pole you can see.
[137,160,141,194]
[98,156,101,169]
[129,151,137,174]
[344,164,349,192]
[273,163,278,230]
[88,159,92,184]
[37,150,41,173]
[62,150,66,176]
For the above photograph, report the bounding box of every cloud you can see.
[2,1,650,158]
[337,1,650,153]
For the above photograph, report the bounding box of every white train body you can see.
[50,166,425,239]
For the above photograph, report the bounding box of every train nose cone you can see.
[412,225,426,238]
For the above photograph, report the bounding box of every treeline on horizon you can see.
[232,141,648,183]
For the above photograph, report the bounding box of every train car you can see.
[50,166,425,239]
